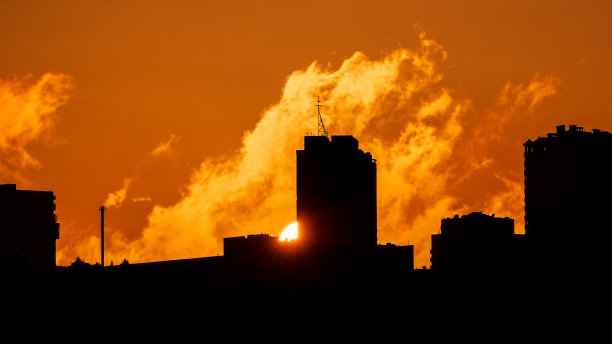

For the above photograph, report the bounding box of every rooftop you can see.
[525,124,612,146]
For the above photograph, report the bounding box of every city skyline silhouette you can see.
[2,2,611,269]
[2,3,612,324]
[2,125,610,312]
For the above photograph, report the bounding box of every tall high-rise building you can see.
[524,125,612,268]
[296,135,377,252]
[0,184,60,267]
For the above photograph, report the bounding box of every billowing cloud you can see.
[0,73,73,180]
[97,33,559,267]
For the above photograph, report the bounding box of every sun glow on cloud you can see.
[104,178,132,209]
[67,31,559,268]
[0,73,72,180]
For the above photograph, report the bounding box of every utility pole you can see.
[99,205,105,267]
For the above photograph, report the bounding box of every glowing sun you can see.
[279,221,298,242]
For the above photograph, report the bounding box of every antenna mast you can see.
[316,98,328,138]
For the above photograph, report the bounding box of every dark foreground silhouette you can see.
[2,127,610,324]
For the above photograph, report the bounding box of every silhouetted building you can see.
[91,133,418,307]
[376,243,414,271]
[224,234,279,257]
[0,184,59,267]
[296,135,377,252]
[430,212,520,272]
[524,124,612,268]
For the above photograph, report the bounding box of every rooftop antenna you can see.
[316,97,328,138]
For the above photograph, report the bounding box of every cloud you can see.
[107,32,463,264]
[102,133,179,211]
[498,74,560,112]
[100,32,559,267]
[132,196,152,203]
[472,73,561,234]
[150,134,180,157]
[0,73,73,180]
[103,178,132,208]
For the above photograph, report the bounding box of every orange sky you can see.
[1,1,611,267]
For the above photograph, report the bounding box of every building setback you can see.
[0,184,60,267]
